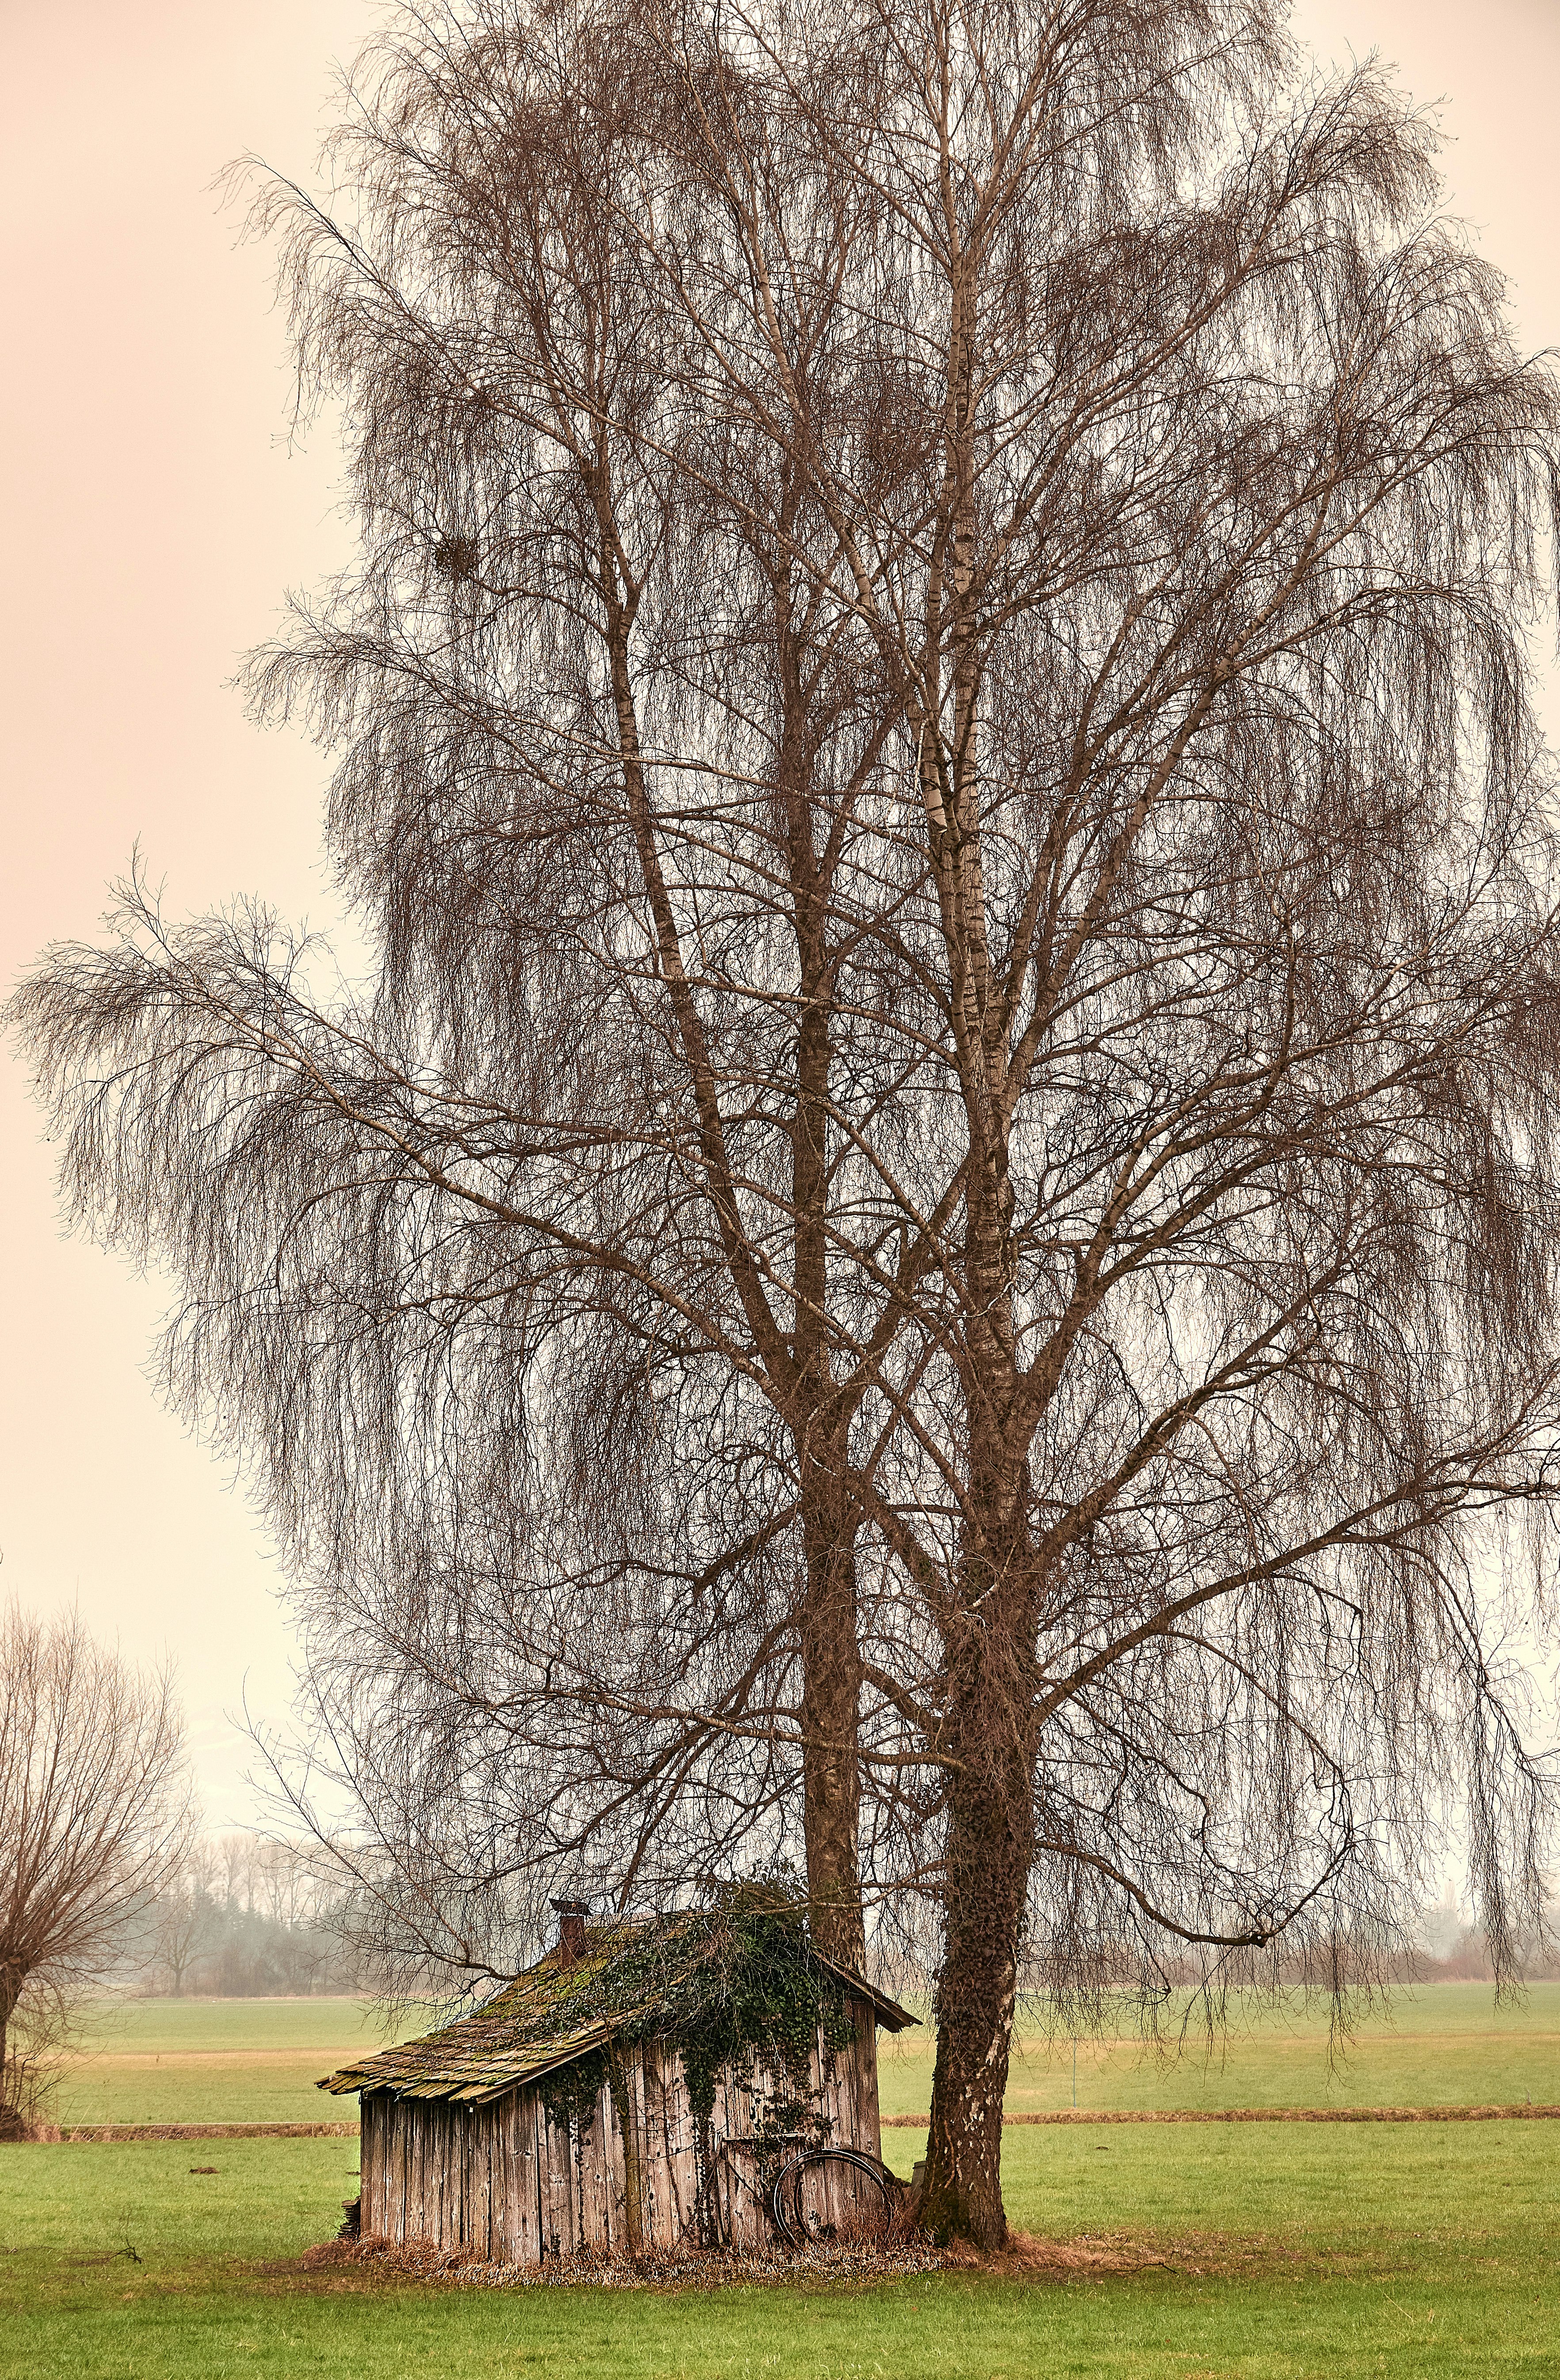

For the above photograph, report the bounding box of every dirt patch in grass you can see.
[262,2224,1337,2296]
[45,2123,360,2143]
[276,2231,957,2294]
[882,2103,1560,2126]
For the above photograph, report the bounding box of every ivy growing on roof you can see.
[318,1877,897,2121]
[545,1882,857,2126]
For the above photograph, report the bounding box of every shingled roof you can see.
[318,1905,916,2107]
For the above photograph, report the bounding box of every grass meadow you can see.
[2,1983,1556,2377]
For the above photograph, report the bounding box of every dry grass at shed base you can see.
[278,2218,1391,2296]
[298,2221,954,2292]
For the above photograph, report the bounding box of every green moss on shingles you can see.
[318,1882,913,2116]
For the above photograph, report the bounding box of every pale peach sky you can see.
[3,0,1558,1828]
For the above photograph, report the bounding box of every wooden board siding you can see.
[358,1991,887,2265]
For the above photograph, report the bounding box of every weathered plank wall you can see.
[359,1995,888,2263]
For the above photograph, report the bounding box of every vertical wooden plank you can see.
[498,2094,518,2263]
[644,2040,680,2248]
[538,2100,570,2259]
[357,2097,372,2237]
[580,2079,611,2255]
[475,2102,493,2259]
[622,2046,652,2253]
[499,2093,521,2265]
[708,2068,729,2249]
[507,2091,526,2266]
[858,2002,883,2160]
[527,2088,547,2266]
[606,2061,635,2257]
[382,2099,396,2242]
[410,2104,426,2243]
[641,2043,665,2247]
[574,2098,597,2255]
[725,2065,755,2249]
[511,2092,525,2264]
[810,2037,839,2236]
[515,2091,533,2266]
[492,2095,512,2263]
[366,2095,380,2238]
[665,2045,698,2247]
[600,2072,621,2254]
[715,2067,733,2247]
[506,2087,537,2267]
[640,2043,663,2247]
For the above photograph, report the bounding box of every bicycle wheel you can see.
[770,2147,896,2244]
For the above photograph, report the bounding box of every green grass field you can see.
[53,1996,395,2128]
[53,1981,1560,2126]
[3,1985,1555,2376]
[881,1979,1560,2117]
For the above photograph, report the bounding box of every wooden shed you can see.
[319,1895,915,2265]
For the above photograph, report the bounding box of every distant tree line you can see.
[128,1834,361,1999]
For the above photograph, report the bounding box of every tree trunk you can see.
[918,1738,1033,2246]
[919,1471,1038,2245]
[0,1969,21,2132]
[798,1478,864,1970]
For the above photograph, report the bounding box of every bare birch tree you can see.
[13,0,1560,2241]
[709,0,1560,2239]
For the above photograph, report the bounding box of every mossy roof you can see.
[317,1908,916,2106]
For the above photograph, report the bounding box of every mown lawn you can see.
[2,2121,1556,2376]
[53,1997,394,2128]
[54,1981,1560,2127]
[11,1986,1555,2376]
[877,1979,1560,2117]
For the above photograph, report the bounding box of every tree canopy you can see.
[14,0,1560,2238]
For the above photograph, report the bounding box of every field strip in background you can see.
[27,2106,1560,2140]
[61,2049,372,2064]
[885,2103,1560,2125]
[37,2121,362,2141]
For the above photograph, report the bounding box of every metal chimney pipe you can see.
[550,1898,589,1964]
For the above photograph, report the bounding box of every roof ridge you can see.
[316,1907,915,2103]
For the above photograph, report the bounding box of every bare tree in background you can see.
[14,0,1560,2243]
[149,1877,213,2000]
[0,1606,191,2135]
